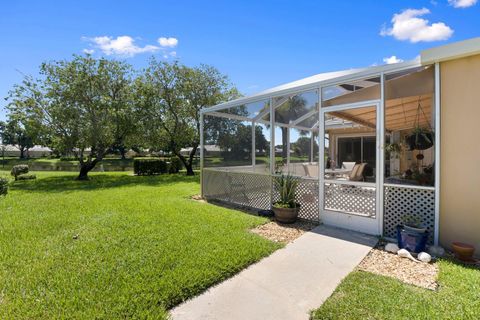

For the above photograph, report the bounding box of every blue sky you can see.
[1,0,479,121]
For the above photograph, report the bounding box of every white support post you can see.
[318,88,324,223]
[378,73,385,236]
[252,121,256,171]
[269,98,275,209]
[270,98,275,175]
[310,134,314,163]
[434,62,441,246]
[286,128,290,172]
[200,112,205,197]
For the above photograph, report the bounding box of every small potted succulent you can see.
[397,214,429,254]
[272,174,300,223]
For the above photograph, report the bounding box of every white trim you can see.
[421,37,480,65]
[201,60,421,114]
[324,179,375,188]
[434,62,441,245]
[384,183,435,191]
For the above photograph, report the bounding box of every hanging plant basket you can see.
[406,131,434,151]
[405,98,434,151]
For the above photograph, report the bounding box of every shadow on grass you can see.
[10,173,200,193]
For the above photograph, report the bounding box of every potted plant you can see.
[272,174,300,223]
[396,214,429,254]
[385,142,402,159]
[405,127,434,151]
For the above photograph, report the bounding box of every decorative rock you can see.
[428,245,445,257]
[385,243,399,253]
[398,248,420,263]
[418,252,432,263]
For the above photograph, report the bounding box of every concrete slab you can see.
[171,225,377,320]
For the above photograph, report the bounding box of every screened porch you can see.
[200,61,439,243]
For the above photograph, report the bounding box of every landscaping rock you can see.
[385,243,399,253]
[250,220,317,244]
[418,252,432,263]
[358,247,439,290]
[428,245,445,257]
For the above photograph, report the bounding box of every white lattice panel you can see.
[384,186,435,243]
[203,169,319,221]
[203,169,271,210]
[272,177,319,221]
[324,183,376,217]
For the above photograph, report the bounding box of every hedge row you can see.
[0,177,8,196]
[133,157,183,175]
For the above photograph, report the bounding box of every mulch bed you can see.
[358,243,439,290]
[191,195,318,243]
[250,220,318,244]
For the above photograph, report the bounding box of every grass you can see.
[0,171,280,319]
[311,259,480,320]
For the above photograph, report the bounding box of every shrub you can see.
[16,173,37,181]
[0,177,8,196]
[134,158,168,175]
[11,165,29,180]
[168,156,183,174]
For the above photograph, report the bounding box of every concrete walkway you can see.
[171,225,377,320]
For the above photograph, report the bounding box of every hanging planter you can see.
[406,128,434,151]
[405,99,434,151]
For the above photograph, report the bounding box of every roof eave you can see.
[202,59,422,114]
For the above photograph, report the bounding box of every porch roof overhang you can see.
[202,59,422,115]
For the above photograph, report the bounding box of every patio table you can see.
[325,168,351,177]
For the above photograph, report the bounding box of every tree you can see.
[0,119,35,159]
[7,55,134,180]
[135,59,238,175]
[218,124,268,162]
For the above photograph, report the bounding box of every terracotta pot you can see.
[452,242,475,261]
[272,206,300,224]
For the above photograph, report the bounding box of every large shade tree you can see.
[7,55,135,179]
[135,59,238,175]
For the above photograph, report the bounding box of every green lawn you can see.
[0,171,280,319]
[312,259,480,320]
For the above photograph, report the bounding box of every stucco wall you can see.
[440,54,480,254]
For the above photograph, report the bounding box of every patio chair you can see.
[342,162,356,170]
[348,163,366,181]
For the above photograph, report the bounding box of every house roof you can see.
[421,37,480,64]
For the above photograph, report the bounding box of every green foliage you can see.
[134,59,239,175]
[16,173,37,181]
[273,174,299,208]
[6,55,135,179]
[133,158,168,175]
[168,156,183,173]
[0,171,279,318]
[0,119,36,159]
[11,164,29,180]
[218,124,268,161]
[0,177,8,196]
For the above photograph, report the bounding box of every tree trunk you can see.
[281,127,288,161]
[175,150,195,176]
[120,146,126,160]
[19,147,25,159]
[77,160,99,180]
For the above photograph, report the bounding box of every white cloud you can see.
[448,0,477,8]
[380,8,453,43]
[84,35,159,57]
[83,48,95,54]
[383,55,404,64]
[158,37,178,48]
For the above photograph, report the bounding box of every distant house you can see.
[180,145,221,157]
[1,145,53,158]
